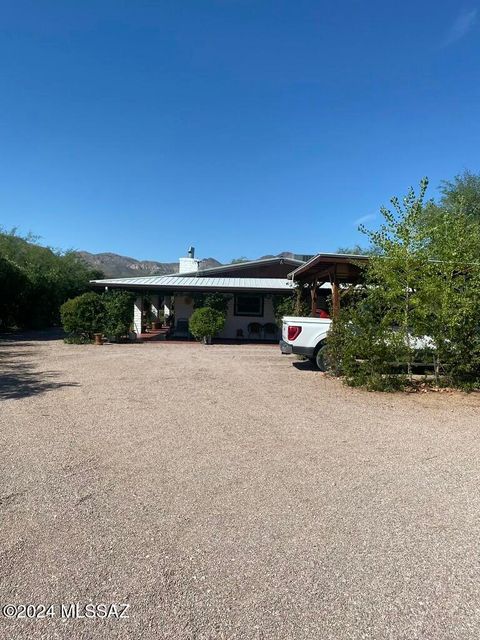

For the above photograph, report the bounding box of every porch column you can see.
[133,296,143,336]
[163,295,172,320]
[150,294,160,320]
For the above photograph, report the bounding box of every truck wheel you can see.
[314,342,328,371]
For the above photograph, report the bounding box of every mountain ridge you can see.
[75,250,297,278]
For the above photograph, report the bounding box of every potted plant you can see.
[188,307,226,345]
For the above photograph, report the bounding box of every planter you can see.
[151,321,161,330]
[94,333,103,346]
[202,335,212,345]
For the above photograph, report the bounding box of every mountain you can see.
[75,250,301,279]
[75,251,222,278]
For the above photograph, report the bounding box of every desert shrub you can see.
[60,292,106,341]
[189,307,226,341]
[103,290,135,340]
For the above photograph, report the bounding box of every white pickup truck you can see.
[280,316,332,370]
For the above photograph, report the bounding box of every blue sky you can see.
[0,1,479,262]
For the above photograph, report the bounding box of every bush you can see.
[60,292,106,341]
[103,291,134,340]
[189,307,226,342]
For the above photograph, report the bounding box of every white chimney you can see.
[179,246,199,274]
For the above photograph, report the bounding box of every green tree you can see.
[103,291,135,340]
[60,293,106,341]
[423,208,480,388]
[336,244,373,255]
[327,179,431,390]
[0,228,103,329]
[438,170,480,218]
[188,307,226,343]
[0,257,29,330]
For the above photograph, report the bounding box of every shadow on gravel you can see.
[0,328,65,342]
[0,339,78,400]
[292,359,318,371]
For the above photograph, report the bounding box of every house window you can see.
[234,294,264,316]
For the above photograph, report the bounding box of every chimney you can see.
[179,246,199,274]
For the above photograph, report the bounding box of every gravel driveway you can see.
[1,335,480,639]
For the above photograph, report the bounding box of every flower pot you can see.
[94,333,103,345]
[203,335,212,345]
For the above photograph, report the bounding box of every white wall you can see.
[174,294,195,322]
[171,292,279,340]
[219,295,278,340]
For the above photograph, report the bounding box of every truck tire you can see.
[314,342,328,371]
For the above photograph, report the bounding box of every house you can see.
[90,248,309,340]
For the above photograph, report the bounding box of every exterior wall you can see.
[219,295,278,340]
[170,292,279,340]
[173,293,194,336]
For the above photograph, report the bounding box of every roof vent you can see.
[188,246,195,259]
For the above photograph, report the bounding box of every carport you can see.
[289,253,369,317]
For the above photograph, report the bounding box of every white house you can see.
[90,248,310,341]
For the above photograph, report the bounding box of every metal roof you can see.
[179,256,305,277]
[90,275,297,292]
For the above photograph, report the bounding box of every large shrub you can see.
[326,178,480,391]
[60,292,106,341]
[103,291,135,340]
[189,307,226,342]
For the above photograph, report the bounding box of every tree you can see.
[0,228,103,329]
[336,244,373,255]
[0,257,28,330]
[438,170,480,219]
[103,291,135,340]
[188,307,226,343]
[327,179,432,390]
[423,208,480,388]
[60,293,106,341]
[328,177,480,390]
[230,257,249,264]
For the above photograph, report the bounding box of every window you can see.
[234,294,264,316]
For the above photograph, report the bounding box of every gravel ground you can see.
[1,335,480,639]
